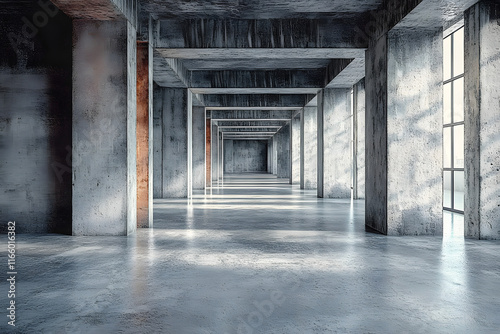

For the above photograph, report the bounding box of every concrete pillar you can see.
[72,20,137,236]
[465,1,500,239]
[136,42,151,228]
[354,79,366,199]
[211,123,219,185]
[317,88,352,198]
[291,115,301,184]
[272,137,278,175]
[193,107,206,190]
[276,124,291,179]
[300,107,317,189]
[267,139,273,173]
[161,88,192,198]
[219,132,224,181]
[365,28,442,235]
[206,119,211,186]
[153,85,163,198]
[224,139,234,173]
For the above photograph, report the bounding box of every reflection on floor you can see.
[9,174,500,333]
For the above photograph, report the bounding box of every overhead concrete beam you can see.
[156,48,365,59]
[326,58,365,88]
[189,69,326,89]
[156,18,367,48]
[199,94,316,108]
[211,110,293,120]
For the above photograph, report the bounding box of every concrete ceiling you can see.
[136,0,472,138]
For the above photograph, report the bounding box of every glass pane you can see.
[454,125,464,168]
[444,83,452,124]
[453,28,465,77]
[454,171,464,211]
[443,35,452,81]
[444,171,452,208]
[444,127,452,168]
[453,78,464,123]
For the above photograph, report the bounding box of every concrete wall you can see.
[465,1,500,239]
[72,20,137,236]
[192,106,205,190]
[161,88,190,198]
[275,124,291,178]
[0,3,72,234]
[224,140,268,173]
[355,79,366,199]
[300,107,317,189]
[206,119,211,186]
[318,88,352,198]
[291,115,301,184]
[267,139,273,173]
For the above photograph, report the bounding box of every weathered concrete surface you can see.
[300,107,317,189]
[386,29,443,236]
[161,88,190,198]
[273,136,278,175]
[153,84,163,198]
[365,34,388,234]
[136,42,150,228]
[224,139,234,173]
[206,119,211,186]
[318,88,352,198]
[224,140,268,173]
[465,1,500,240]
[211,110,293,121]
[199,94,315,108]
[219,132,224,180]
[355,79,366,199]
[193,106,206,190]
[0,4,72,234]
[52,0,137,25]
[72,20,136,236]
[211,123,219,184]
[291,115,301,184]
[275,124,291,178]
[267,139,273,173]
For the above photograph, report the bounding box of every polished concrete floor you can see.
[4,174,500,333]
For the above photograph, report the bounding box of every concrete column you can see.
[267,139,273,173]
[72,20,137,236]
[291,115,301,185]
[272,136,278,175]
[365,29,442,235]
[206,119,211,186]
[219,132,224,181]
[153,85,163,198]
[300,107,317,189]
[136,42,151,228]
[193,107,206,190]
[317,89,352,198]
[355,79,366,199]
[211,123,219,185]
[465,1,500,239]
[161,88,191,198]
[224,139,234,173]
[276,124,291,179]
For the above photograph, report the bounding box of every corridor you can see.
[12,174,500,333]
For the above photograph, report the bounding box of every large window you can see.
[443,26,464,213]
